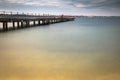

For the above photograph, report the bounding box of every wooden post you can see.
[42,20,45,25]
[25,21,27,27]
[17,22,20,28]
[5,22,8,31]
[2,22,8,31]
[13,21,15,29]
[33,20,36,26]
[21,21,23,28]
[44,20,46,24]
[46,20,50,24]
[38,20,40,25]
[3,22,6,31]
[26,21,30,27]
[49,20,51,23]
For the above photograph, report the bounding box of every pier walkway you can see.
[0,11,75,31]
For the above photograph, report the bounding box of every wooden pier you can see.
[0,11,75,31]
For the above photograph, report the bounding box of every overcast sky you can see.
[0,0,120,16]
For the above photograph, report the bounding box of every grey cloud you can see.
[1,0,120,9]
[0,0,120,16]
[66,0,120,9]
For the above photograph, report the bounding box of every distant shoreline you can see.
[75,16,120,18]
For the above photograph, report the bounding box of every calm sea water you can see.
[0,17,120,80]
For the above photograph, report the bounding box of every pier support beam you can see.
[3,22,8,31]
[38,20,40,25]
[42,20,45,25]
[49,20,51,23]
[25,21,30,27]
[3,22,6,31]
[21,21,24,28]
[13,21,15,29]
[33,20,36,26]
[5,22,8,31]
[17,22,20,28]
[46,20,50,24]
[44,20,46,24]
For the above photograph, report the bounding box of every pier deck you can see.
[0,11,75,31]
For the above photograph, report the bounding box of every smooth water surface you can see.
[0,17,120,80]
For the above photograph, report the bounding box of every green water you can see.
[0,17,120,80]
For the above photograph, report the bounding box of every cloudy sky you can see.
[0,0,120,16]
